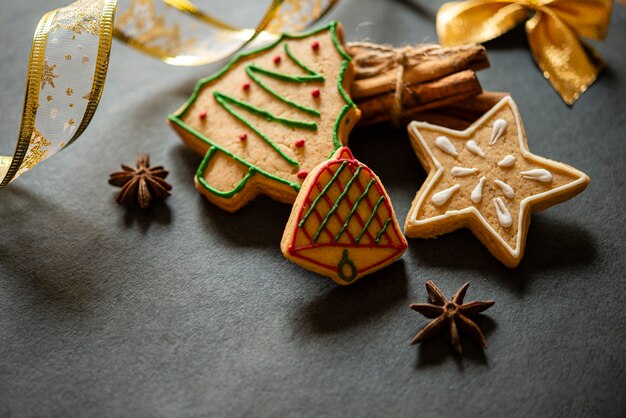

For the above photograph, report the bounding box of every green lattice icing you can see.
[299,161,347,227]
[168,21,357,199]
[298,159,392,245]
[312,165,363,242]
[334,178,377,241]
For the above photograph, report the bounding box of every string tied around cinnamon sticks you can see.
[391,48,408,128]
[349,42,443,127]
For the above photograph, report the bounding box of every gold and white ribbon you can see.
[0,0,337,190]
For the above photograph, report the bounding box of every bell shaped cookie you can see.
[282,147,407,285]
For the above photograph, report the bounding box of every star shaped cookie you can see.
[405,97,589,267]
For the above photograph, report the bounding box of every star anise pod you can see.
[108,153,172,209]
[410,280,494,354]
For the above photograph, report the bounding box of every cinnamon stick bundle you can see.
[346,42,490,126]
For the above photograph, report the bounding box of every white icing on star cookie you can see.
[489,119,507,145]
[451,167,478,177]
[498,155,515,167]
[466,140,484,157]
[520,168,552,183]
[435,136,458,157]
[494,179,515,199]
[493,197,512,228]
[431,184,460,206]
[471,176,486,204]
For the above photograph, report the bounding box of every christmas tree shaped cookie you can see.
[281,147,408,285]
[168,21,360,212]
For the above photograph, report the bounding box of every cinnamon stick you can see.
[437,91,509,116]
[357,70,483,126]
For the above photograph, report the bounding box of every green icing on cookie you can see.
[356,196,387,244]
[312,166,363,242]
[337,249,357,282]
[195,146,259,198]
[245,66,322,117]
[334,177,377,241]
[299,161,347,228]
[214,92,312,167]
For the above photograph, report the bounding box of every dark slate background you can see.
[1,1,625,417]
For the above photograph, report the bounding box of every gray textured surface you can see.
[1,1,625,417]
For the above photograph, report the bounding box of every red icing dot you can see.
[297,170,308,179]
[242,82,251,91]
[311,88,321,98]
[273,55,281,64]
[295,139,305,148]
[239,133,247,141]
[199,110,207,119]
[311,41,320,51]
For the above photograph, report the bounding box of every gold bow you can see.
[436,0,612,105]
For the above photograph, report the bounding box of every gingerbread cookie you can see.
[405,97,589,267]
[281,147,408,285]
[168,21,360,212]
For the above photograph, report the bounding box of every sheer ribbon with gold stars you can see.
[0,0,338,190]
